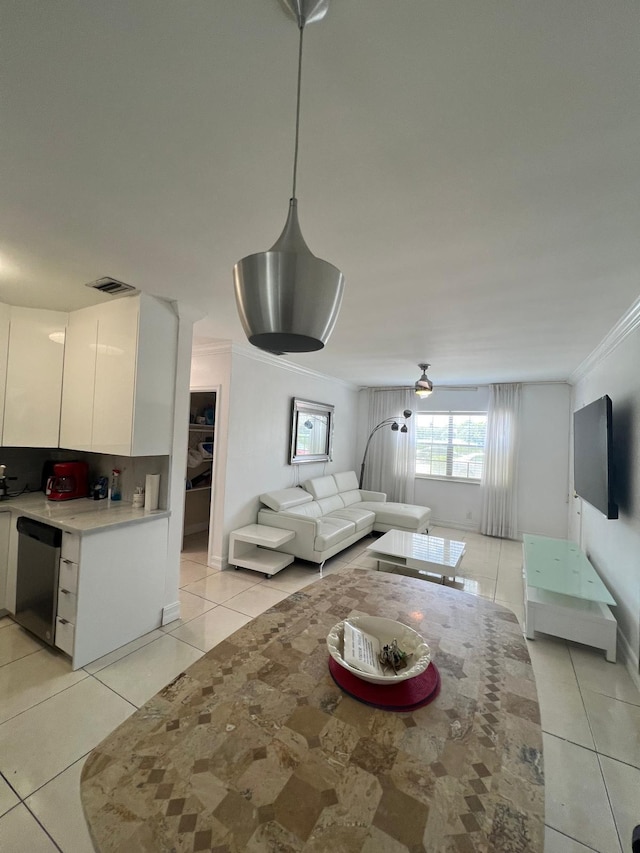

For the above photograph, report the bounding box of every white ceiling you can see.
[2,1,639,388]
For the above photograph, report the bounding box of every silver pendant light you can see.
[415,363,434,398]
[233,0,345,354]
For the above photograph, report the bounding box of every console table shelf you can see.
[523,534,617,662]
[229,524,295,578]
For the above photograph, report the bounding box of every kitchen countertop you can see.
[0,492,170,534]
[81,568,544,852]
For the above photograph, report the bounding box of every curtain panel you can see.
[480,383,521,539]
[362,389,416,503]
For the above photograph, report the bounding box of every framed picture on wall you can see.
[290,398,334,464]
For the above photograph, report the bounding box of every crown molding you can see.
[191,339,359,389]
[570,296,640,385]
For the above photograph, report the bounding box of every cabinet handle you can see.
[59,618,69,625]
[62,559,74,565]
[60,588,70,595]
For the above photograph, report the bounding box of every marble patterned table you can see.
[81,568,544,852]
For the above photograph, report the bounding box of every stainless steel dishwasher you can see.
[15,516,62,645]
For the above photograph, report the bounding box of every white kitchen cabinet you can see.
[61,294,177,456]
[59,304,100,451]
[0,303,11,442]
[3,307,67,447]
[53,519,169,669]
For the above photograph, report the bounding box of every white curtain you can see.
[362,389,416,503]
[480,383,521,539]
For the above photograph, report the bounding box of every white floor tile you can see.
[0,776,19,818]
[93,634,202,708]
[0,678,134,798]
[264,566,321,593]
[457,558,499,580]
[0,649,87,725]
[0,804,58,852]
[535,674,595,749]
[599,754,640,852]
[544,826,607,853]
[570,645,640,706]
[223,584,291,618]
[450,574,496,599]
[0,623,45,667]
[526,636,577,686]
[179,558,214,586]
[582,689,640,768]
[159,588,217,633]
[495,571,524,604]
[169,606,252,653]
[26,756,95,853]
[0,616,14,630]
[83,628,164,674]
[543,733,621,853]
[182,571,259,604]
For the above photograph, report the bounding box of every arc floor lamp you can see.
[359,410,412,489]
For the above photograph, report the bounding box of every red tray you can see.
[328,657,440,711]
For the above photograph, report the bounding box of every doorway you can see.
[182,390,217,559]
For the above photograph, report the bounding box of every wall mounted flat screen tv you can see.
[573,395,618,519]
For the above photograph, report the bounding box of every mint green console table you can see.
[523,534,617,661]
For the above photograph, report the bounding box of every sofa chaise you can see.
[257,470,431,567]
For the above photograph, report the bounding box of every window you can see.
[415,412,487,481]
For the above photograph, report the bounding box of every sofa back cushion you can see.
[260,487,313,512]
[317,494,344,515]
[302,474,338,500]
[340,489,362,507]
[286,501,323,518]
[333,471,359,493]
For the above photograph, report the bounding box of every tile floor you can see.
[0,527,638,851]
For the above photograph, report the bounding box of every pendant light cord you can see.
[292,23,304,200]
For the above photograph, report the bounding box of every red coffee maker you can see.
[45,461,90,501]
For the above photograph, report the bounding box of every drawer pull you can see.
[62,559,74,565]
[60,588,70,595]
[59,618,69,625]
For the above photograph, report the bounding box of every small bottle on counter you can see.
[110,469,122,501]
[132,485,144,508]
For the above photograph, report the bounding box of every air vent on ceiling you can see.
[85,276,137,296]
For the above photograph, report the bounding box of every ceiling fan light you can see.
[414,363,434,397]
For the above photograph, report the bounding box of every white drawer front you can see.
[61,532,80,563]
[57,588,77,623]
[59,558,79,595]
[55,617,75,656]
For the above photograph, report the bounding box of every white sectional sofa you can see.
[257,470,431,566]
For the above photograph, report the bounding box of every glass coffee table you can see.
[366,529,466,583]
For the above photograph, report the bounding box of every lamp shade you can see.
[234,200,345,353]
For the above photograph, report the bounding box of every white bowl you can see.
[327,615,431,685]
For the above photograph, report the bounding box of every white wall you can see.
[569,315,640,679]
[358,383,571,537]
[191,343,360,566]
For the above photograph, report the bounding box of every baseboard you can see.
[431,517,478,533]
[162,601,180,626]
[210,554,226,571]
[617,628,640,692]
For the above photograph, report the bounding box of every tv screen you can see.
[573,395,618,519]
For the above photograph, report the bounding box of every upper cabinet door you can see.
[0,303,11,442]
[91,297,139,455]
[3,307,67,447]
[59,305,100,451]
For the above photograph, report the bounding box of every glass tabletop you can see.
[523,534,616,605]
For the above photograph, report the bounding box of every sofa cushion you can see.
[333,471,359,493]
[327,507,375,532]
[317,495,343,515]
[340,488,362,507]
[260,488,313,512]
[302,475,338,500]
[361,501,430,529]
[315,518,356,550]
[286,501,323,518]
